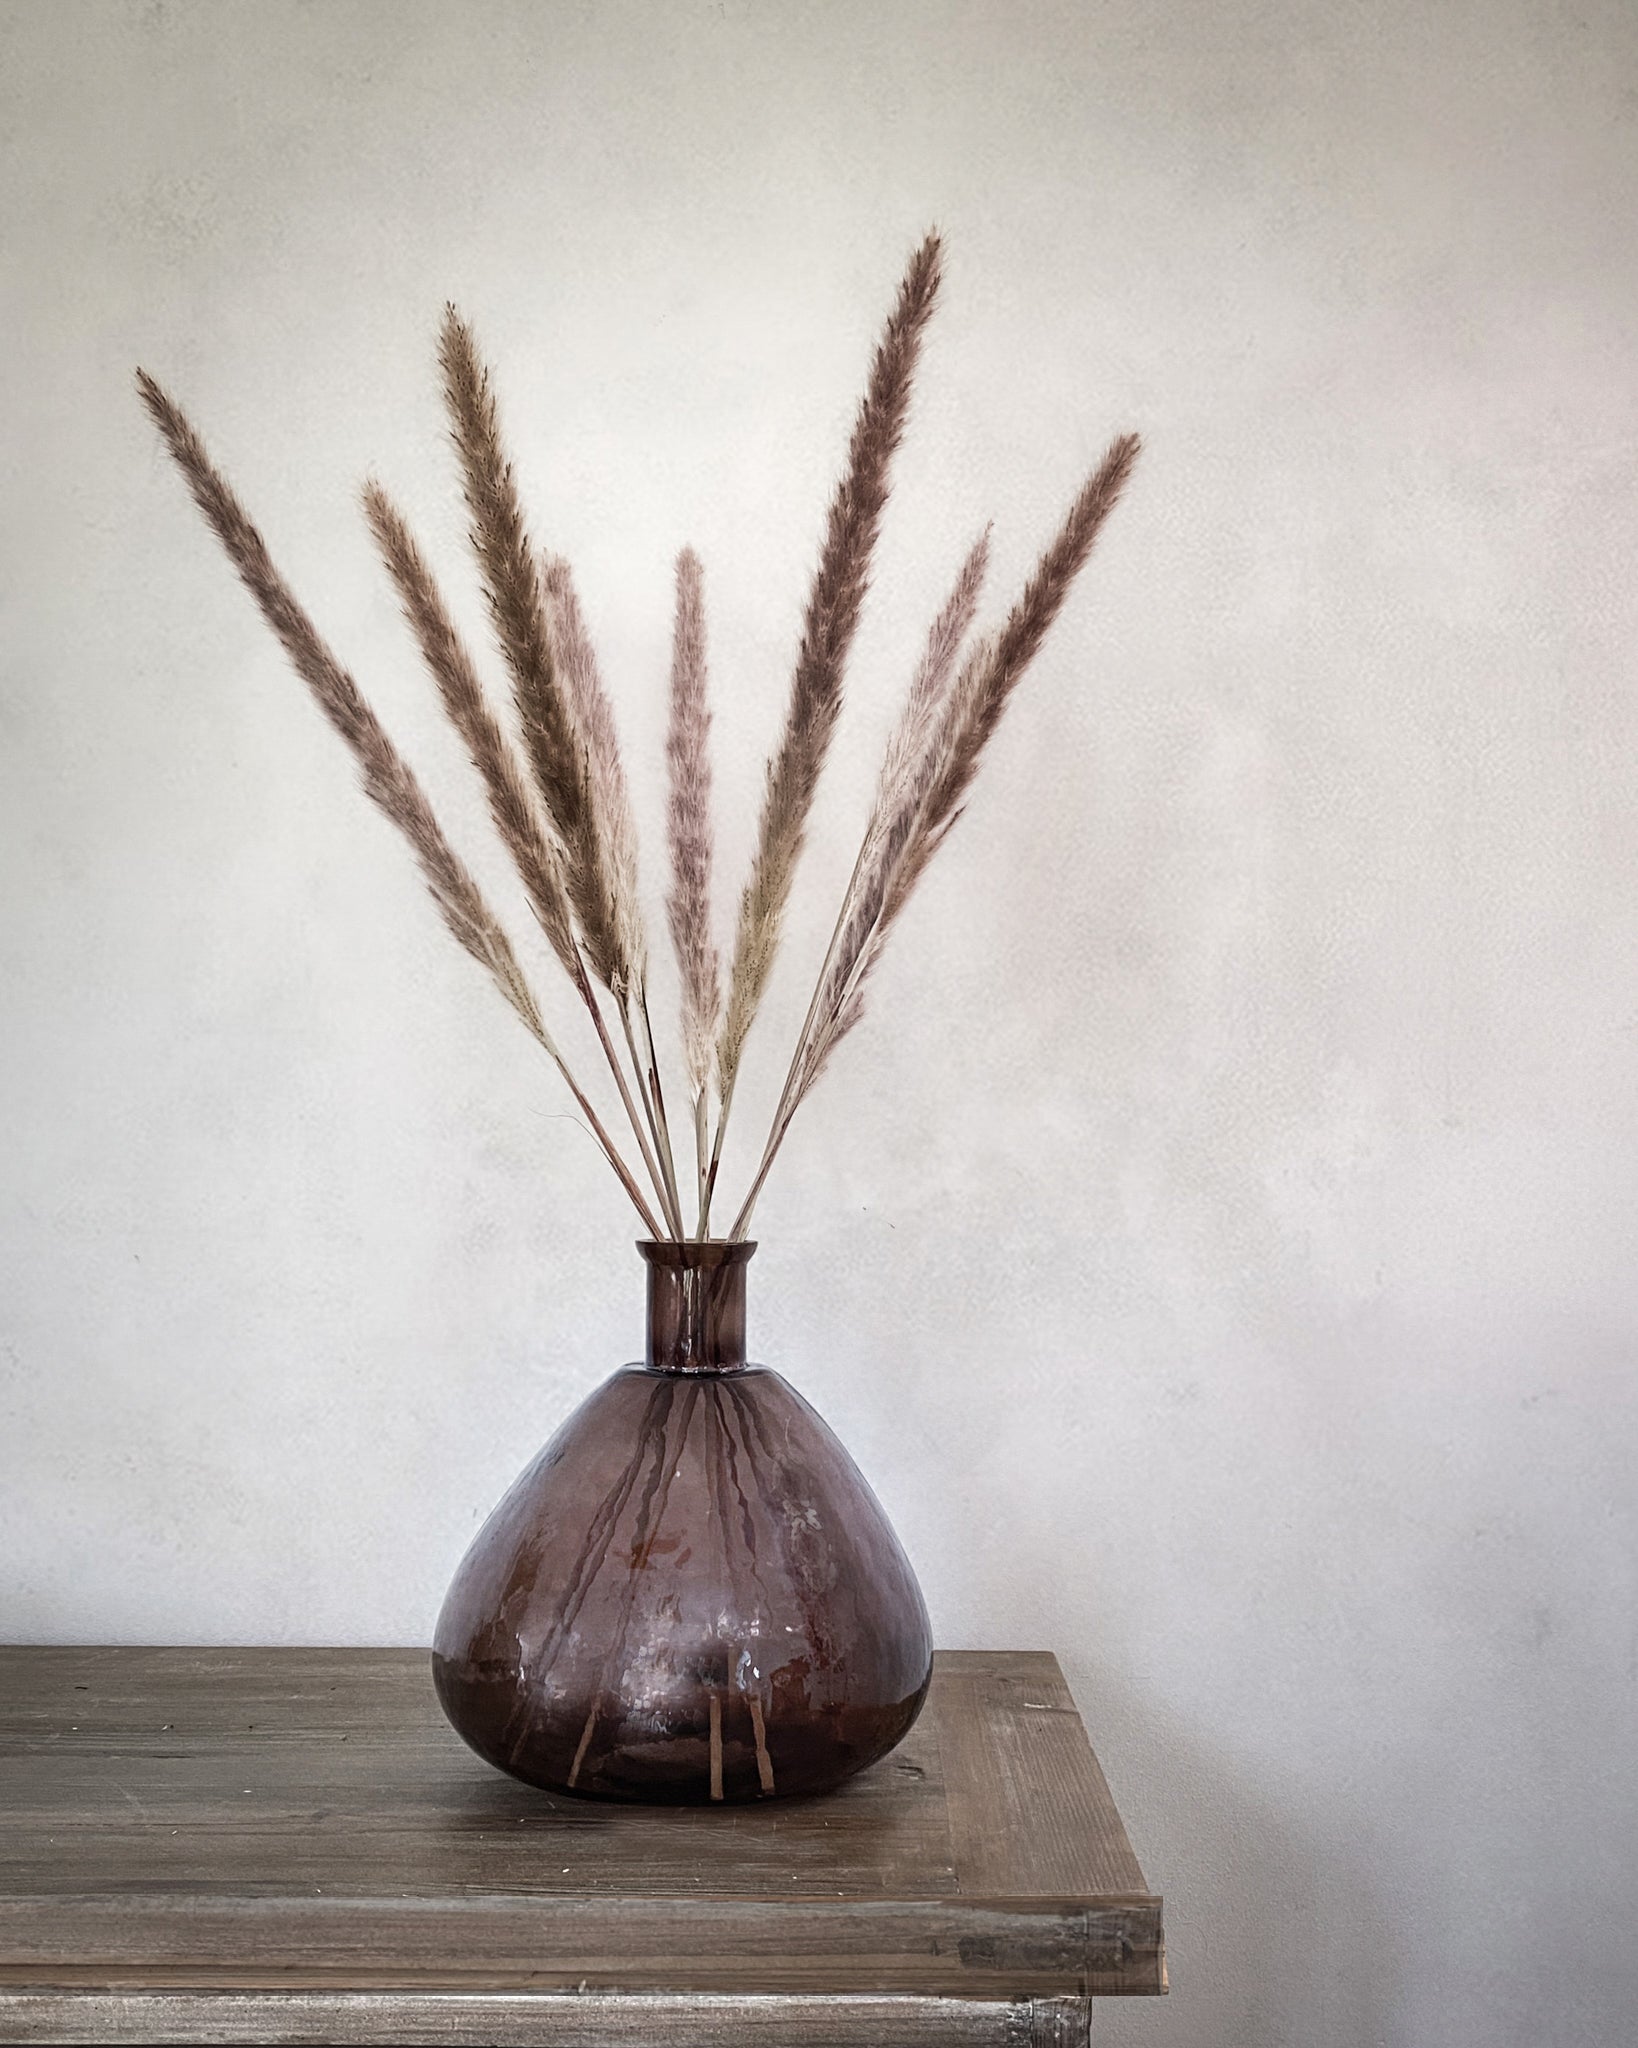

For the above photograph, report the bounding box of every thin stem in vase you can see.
[699,1069,737,1241]
[692,1086,711,1242]
[578,967,679,1238]
[637,984,687,1236]
[619,990,685,1239]
[532,1021,666,1239]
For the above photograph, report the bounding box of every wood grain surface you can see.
[0,1990,1096,2046]
[0,1646,1163,2039]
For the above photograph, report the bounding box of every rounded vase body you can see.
[432,1243,933,1802]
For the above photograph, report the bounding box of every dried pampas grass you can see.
[438,309,635,1002]
[541,554,646,990]
[137,373,536,1037]
[140,232,1141,1241]
[361,482,580,984]
[665,548,722,1228]
[666,549,721,1090]
[138,373,664,1237]
[715,229,944,1101]
[730,434,1143,1230]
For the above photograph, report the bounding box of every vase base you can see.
[432,1654,931,1804]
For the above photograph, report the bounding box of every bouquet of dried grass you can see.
[139,234,1140,1241]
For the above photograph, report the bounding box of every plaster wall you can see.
[3,3,1636,2041]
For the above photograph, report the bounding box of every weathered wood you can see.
[0,1646,1162,2028]
[0,1893,1154,1997]
[933,1654,1164,1995]
[0,1646,956,1898]
[935,1654,1147,1896]
[0,1988,1094,2046]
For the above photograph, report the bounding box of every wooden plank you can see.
[0,1989,1093,2046]
[938,1655,1148,1898]
[937,1655,1164,1995]
[0,1647,1163,2001]
[0,1894,1125,1998]
[0,1647,955,1899]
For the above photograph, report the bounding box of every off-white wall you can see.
[4,1,1636,2040]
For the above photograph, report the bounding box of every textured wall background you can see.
[4,2,1637,2041]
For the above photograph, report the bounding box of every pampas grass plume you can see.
[715,230,944,1093]
[140,233,1144,1239]
[135,371,543,1041]
[665,547,721,1095]
[439,308,637,999]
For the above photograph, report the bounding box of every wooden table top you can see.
[0,1646,1164,2012]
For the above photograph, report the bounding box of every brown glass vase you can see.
[432,1241,933,1803]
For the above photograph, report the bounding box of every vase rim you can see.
[637,1239,757,1268]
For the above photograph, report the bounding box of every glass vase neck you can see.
[640,1240,756,1374]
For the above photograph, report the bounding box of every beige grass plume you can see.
[665,547,721,1094]
[136,370,664,1236]
[537,548,684,1229]
[361,482,581,983]
[866,527,992,853]
[788,638,998,1118]
[878,432,1143,938]
[141,239,1144,1243]
[363,485,679,1231]
[714,230,944,1102]
[735,531,991,1209]
[824,433,1143,1076]
[136,372,536,1032]
[437,308,636,999]
[728,433,1143,1236]
[541,554,646,988]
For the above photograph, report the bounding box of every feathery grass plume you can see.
[728,433,1142,1237]
[665,547,721,1095]
[723,636,994,1239]
[136,371,541,1037]
[799,630,995,1097]
[362,483,581,983]
[744,531,991,1197]
[714,230,944,1097]
[866,526,991,856]
[826,434,1142,1069]
[877,432,1143,943]
[438,308,632,996]
[135,371,665,1235]
[361,488,682,1236]
[540,554,646,985]
[539,553,682,1227]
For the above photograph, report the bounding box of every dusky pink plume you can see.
[728,433,1142,1236]
[716,231,945,1095]
[665,547,721,1094]
[541,554,646,987]
[867,526,992,856]
[439,309,637,999]
[138,371,665,1235]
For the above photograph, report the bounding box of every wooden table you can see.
[0,1647,1164,2045]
